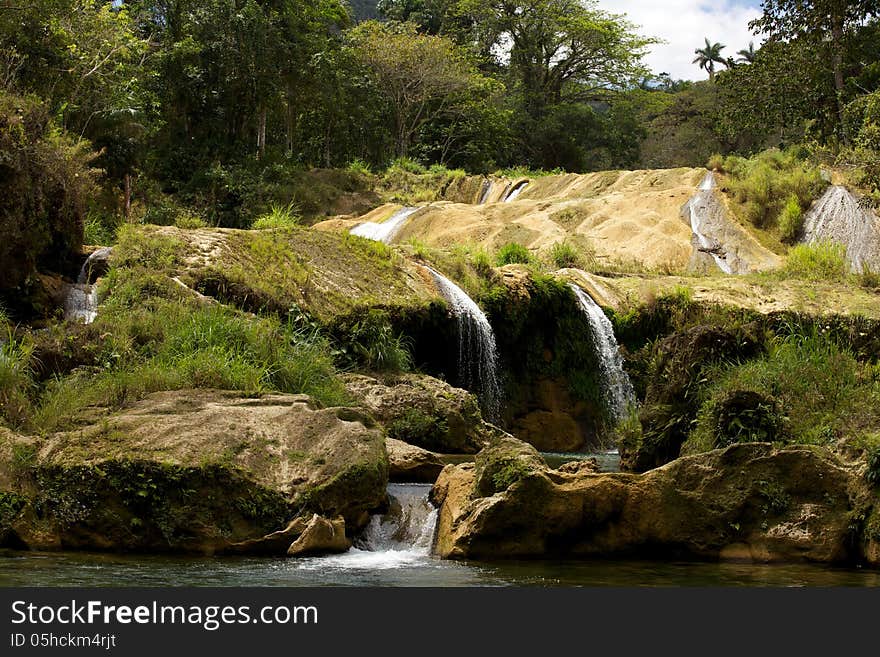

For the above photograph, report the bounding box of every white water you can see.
[570,284,636,423]
[296,484,438,571]
[504,181,529,202]
[62,248,112,324]
[478,180,494,204]
[802,185,880,271]
[426,266,502,421]
[350,207,419,244]
[685,173,734,274]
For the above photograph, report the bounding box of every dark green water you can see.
[1,550,878,588]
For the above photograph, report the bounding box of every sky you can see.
[596,1,763,81]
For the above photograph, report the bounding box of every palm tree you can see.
[737,41,758,64]
[693,38,727,81]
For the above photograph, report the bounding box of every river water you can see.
[2,481,878,587]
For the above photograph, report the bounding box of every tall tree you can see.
[737,41,758,63]
[350,21,495,158]
[693,38,727,81]
[750,0,880,141]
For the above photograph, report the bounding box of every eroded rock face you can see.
[343,373,490,454]
[0,390,388,554]
[434,438,874,565]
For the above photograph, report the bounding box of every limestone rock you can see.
[0,390,388,554]
[434,439,873,565]
[286,514,351,557]
[343,373,490,453]
[386,438,445,483]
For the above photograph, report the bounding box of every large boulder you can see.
[0,390,388,554]
[433,438,874,565]
[386,438,445,483]
[343,373,491,453]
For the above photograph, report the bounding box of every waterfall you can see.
[426,266,502,421]
[356,484,438,555]
[504,181,529,202]
[801,185,880,272]
[570,284,636,423]
[478,179,493,205]
[685,173,733,274]
[350,207,418,244]
[62,248,112,324]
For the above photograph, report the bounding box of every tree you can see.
[693,38,727,81]
[750,0,880,141]
[737,41,758,64]
[350,21,495,158]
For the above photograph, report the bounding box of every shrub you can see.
[0,91,98,294]
[859,263,880,289]
[548,241,583,269]
[251,203,301,230]
[340,309,413,373]
[784,241,848,281]
[0,326,34,427]
[778,194,804,243]
[868,444,880,485]
[706,154,725,172]
[496,242,533,266]
[174,212,208,230]
[83,212,119,246]
[346,159,373,176]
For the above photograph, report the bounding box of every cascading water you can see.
[685,173,734,274]
[570,284,636,423]
[504,181,529,202]
[62,247,112,324]
[801,185,880,271]
[426,266,502,421]
[478,179,494,205]
[350,207,419,244]
[293,484,439,572]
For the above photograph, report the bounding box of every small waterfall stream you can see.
[426,266,502,421]
[350,207,418,244]
[294,484,438,572]
[570,284,636,423]
[685,173,734,274]
[62,247,112,324]
[504,181,529,202]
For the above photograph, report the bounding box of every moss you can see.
[387,409,449,451]
[0,492,27,529]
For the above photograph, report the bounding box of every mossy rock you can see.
[473,437,547,497]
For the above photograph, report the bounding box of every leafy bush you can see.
[706,154,725,172]
[496,242,533,266]
[0,91,99,295]
[784,241,848,281]
[778,194,804,243]
[724,149,826,231]
[174,212,208,230]
[346,159,373,176]
[83,212,120,246]
[548,241,583,269]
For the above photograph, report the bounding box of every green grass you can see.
[784,241,849,282]
[685,329,880,454]
[496,242,533,266]
[0,324,34,428]
[251,203,302,230]
[547,241,584,269]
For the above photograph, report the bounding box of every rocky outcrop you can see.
[343,373,490,453]
[386,438,445,483]
[434,438,874,565]
[0,390,388,554]
[286,514,351,557]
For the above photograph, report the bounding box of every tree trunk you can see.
[831,16,849,144]
[123,174,132,222]
[257,107,267,159]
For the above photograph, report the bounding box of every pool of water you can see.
[2,550,878,588]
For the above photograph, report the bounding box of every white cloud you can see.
[596,1,763,80]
